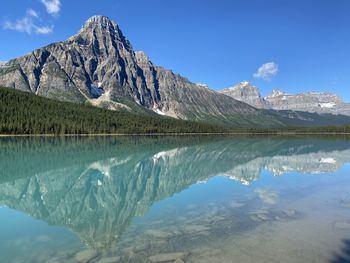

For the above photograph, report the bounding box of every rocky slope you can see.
[2,16,350,127]
[220,81,265,109]
[265,89,350,116]
[0,16,282,127]
[221,81,350,116]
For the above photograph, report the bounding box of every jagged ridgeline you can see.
[1,15,349,129]
[0,16,277,127]
[1,136,350,249]
[220,81,350,116]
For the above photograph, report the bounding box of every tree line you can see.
[0,87,349,135]
[0,87,228,134]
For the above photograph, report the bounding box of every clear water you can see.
[1,136,350,263]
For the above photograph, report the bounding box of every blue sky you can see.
[1,0,349,100]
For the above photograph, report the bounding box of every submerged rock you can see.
[229,202,245,208]
[250,215,262,222]
[75,249,97,263]
[148,252,187,262]
[334,222,350,229]
[96,256,121,263]
[248,209,270,215]
[145,229,173,239]
[183,224,209,233]
[340,198,350,208]
[256,213,271,221]
[283,209,297,217]
[274,216,284,221]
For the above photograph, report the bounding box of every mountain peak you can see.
[219,82,266,109]
[70,15,132,52]
[227,81,255,91]
[240,81,250,86]
[77,15,123,37]
[84,15,117,28]
[268,89,287,98]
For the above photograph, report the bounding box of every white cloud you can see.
[41,0,61,15]
[253,62,278,81]
[35,25,54,34]
[4,16,33,34]
[4,8,53,34]
[27,8,39,18]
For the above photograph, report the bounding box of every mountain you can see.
[0,16,283,127]
[0,86,230,134]
[1,16,350,128]
[1,137,350,250]
[220,81,350,116]
[220,81,265,108]
[265,89,350,116]
[3,87,350,135]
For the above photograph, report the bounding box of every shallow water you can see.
[0,136,350,263]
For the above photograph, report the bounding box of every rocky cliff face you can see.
[2,16,348,127]
[1,15,349,127]
[220,82,350,116]
[0,16,278,126]
[220,81,265,109]
[0,16,155,104]
[265,89,350,116]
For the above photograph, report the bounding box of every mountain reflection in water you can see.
[0,136,350,252]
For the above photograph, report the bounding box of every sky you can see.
[0,0,349,101]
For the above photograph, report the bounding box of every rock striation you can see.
[220,81,350,116]
[2,16,349,127]
[220,81,265,109]
[0,16,273,126]
[264,89,350,116]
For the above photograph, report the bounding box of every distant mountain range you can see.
[0,15,349,128]
[220,81,350,116]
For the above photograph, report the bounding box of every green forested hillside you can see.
[0,87,349,135]
[0,87,228,134]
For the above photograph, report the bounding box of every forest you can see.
[0,87,349,135]
[0,87,228,134]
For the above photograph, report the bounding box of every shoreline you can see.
[0,132,350,137]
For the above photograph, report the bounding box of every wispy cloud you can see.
[35,25,54,34]
[27,8,39,18]
[41,0,61,15]
[253,62,278,81]
[4,9,53,34]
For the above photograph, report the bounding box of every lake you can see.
[0,136,350,263]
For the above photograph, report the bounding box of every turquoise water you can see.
[0,136,350,263]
